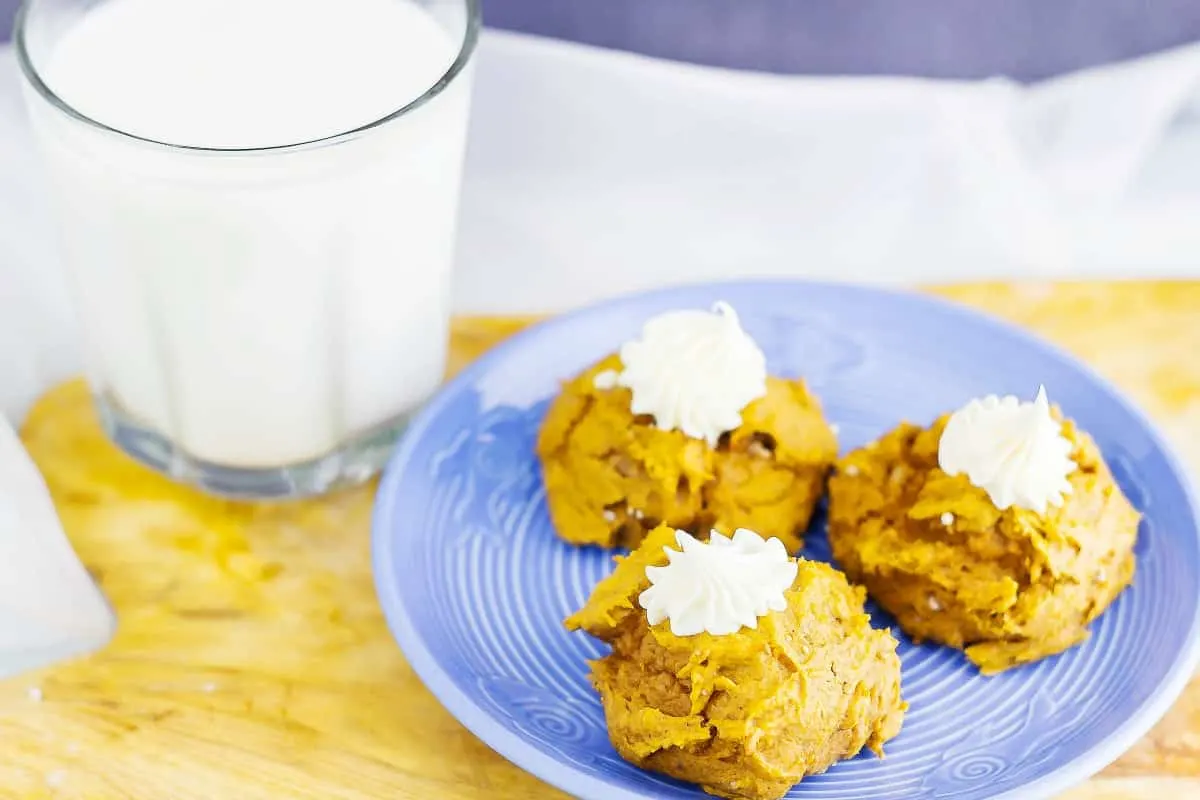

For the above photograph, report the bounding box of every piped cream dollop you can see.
[938,385,1076,513]
[605,302,767,444]
[638,529,798,637]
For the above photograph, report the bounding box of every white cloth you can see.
[4,30,1200,422]
[457,31,1200,314]
[0,416,114,679]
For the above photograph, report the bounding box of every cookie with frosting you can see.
[827,387,1141,674]
[536,302,837,551]
[565,525,905,800]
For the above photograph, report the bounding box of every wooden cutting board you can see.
[1,281,1197,800]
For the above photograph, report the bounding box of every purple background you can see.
[3,0,1200,80]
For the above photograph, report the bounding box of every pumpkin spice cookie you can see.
[566,524,906,800]
[536,303,837,552]
[828,387,1141,674]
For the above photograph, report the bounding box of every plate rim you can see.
[372,278,1200,800]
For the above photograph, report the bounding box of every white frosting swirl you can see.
[938,385,1076,513]
[615,302,767,444]
[638,529,798,637]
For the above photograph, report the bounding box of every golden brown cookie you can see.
[565,525,906,800]
[827,414,1140,674]
[536,356,837,552]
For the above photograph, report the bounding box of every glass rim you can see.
[13,0,482,155]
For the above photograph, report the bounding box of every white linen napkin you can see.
[0,415,114,679]
[455,32,1200,314]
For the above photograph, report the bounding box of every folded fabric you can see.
[454,33,1200,312]
[0,414,114,679]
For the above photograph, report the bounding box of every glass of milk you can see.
[15,0,479,498]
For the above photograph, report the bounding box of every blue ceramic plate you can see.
[373,281,1200,800]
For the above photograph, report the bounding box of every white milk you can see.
[24,0,472,469]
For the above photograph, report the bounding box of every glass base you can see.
[96,398,411,500]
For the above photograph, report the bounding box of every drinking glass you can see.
[15,0,480,498]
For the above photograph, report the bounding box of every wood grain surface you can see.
[1,281,1197,799]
